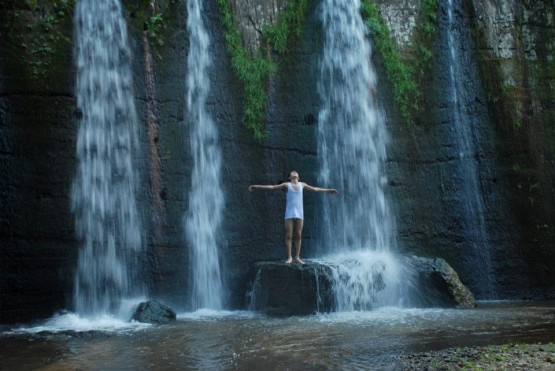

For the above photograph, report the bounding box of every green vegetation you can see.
[1,0,75,84]
[1,0,175,85]
[0,0,179,88]
[216,0,275,140]
[361,1,417,124]
[360,0,439,125]
[216,0,438,134]
[217,0,309,140]
[127,0,181,48]
[145,13,165,46]
[468,343,555,370]
[410,343,555,370]
[416,0,440,77]
[25,0,74,13]
[528,180,540,205]
[265,0,309,54]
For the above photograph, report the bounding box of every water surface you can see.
[2,301,554,370]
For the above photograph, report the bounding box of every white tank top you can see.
[285,182,304,220]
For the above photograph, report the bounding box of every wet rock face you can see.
[375,0,420,50]
[0,7,79,322]
[380,0,555,301]
[471,0,528,60]
[228,0,289,55]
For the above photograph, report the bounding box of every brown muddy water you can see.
[1,301,554,370]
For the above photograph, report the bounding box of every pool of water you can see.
[1,301,554,370]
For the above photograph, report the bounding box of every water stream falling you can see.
[444,0,495,298]
[72,0,143,316]
[316,0,402,310]
[184,0,224,310]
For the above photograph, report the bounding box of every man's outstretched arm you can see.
[249,183,288,192]
[303,184,338,195]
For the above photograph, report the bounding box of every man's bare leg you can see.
[284,219,294,263]
[293,219,304,264]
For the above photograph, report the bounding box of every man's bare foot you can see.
[285,258,293,264]
[295,257,305,265]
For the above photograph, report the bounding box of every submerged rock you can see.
[403,255,476,308]
[131,301,176,324]
[248,261,334,317]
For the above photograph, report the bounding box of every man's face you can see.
[289,171,299,180]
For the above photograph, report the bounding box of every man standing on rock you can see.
[249,171,337,264]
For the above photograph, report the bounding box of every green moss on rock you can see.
[216,0,309,140]
[361,0,439,126]
[0,1,75,90]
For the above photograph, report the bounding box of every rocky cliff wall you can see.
[375,0,554,299]
[470,0,555,296]
[0,0,554,323]
[0,1,79,323]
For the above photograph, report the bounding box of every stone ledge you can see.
[247,260,334,317]
[248,255,476,317]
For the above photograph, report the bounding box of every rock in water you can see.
[248,261,334,317]
[131,301,176,324]
[403,256,476,308]
[248,256,474,316]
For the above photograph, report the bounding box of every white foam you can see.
[316,0,398,310]
[7,312,151,334]
[177,309,257,321]
[315,250,406,310]
[312,306,449,324]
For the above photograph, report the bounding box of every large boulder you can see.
[131,301,176,324]
[402,255,476,308]
[248,261,334,317]
[248,255,475,317]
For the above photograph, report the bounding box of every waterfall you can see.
[316,0,402,310]
[72,0,143,316]
[444,0,496,298]
[184,0,224,310]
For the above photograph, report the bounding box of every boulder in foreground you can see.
[131,300,176,324]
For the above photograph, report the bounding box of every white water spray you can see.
[316,0,402,309]
[184,0,224,310]
[72,0,143,316]
[445,0,496,298]
[317,251,403,311]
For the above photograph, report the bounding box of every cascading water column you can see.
[72,0,143,316]
[184,0,225,311]
[443,0,496,298]
[316,0,402,310]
